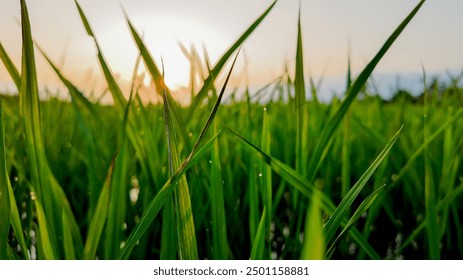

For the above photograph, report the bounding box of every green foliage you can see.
[3,0,463,260]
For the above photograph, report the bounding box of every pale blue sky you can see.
[0,0,462,100]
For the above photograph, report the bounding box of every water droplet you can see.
[283,226,290,238]
[30,192,36,201]
[258,173,263,177]
[13,176,19,182]
[130,188,139,204]
[120,242,125,249]
[122,223,127,230]
[188,132,193,138]
[263,107,267,111]
[209,160,212,164]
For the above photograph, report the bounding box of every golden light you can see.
[98,14,230,93]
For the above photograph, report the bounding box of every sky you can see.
[0,0,462,101]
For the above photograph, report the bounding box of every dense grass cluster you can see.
[1,0,463,260]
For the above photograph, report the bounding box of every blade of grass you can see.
[34,196,56,260]
[0,43,21,90]
[391,108,463,188]
[61,210,76,260]
[301,182,325,260]
[260,108,272,250]
[323,126,402,244]
[119,50,240,260]
[20,0,83,258]
[306,0,425,182]
[0,99,11,259]
[104,87,134,259]
[124,15,192,153]
[163,89,198,260]
[227,127,380,259]
[187,1,277,119]
[75,0,126,107]
[399,180,463,253]
[83,160,113,259]
[250,207,266,260]
[210,120,229,259]
[326,186,386,257]
[294,6,307,175]
[424,74,440,260]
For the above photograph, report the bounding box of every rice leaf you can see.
[400,181,463,253]
[227,127,380,259]
[163,89,198,260]
[0,99,11,260]
[323,126,402,244]
[0,43,21,90]
[83,160,113,259]
[250,207,266,260]
[260,108,272,245]
[75,0,126,108]
[20,0,83,258]
[187,0,277,118]
[119,50,240,260]
[392,108,463,187]
[125,16,191,152]
[306,0,425,182]
[6,166,29,260]
[301,184,325,260]
[62,210,76,260]
[424,78,440,260]
[294,6,307,175]
[326,186,386,257]
[34,198,56,260]
[210,120,229,259]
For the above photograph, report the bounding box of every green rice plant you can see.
[0,99,11,259]
[5,0,461,260]
[19,0,83,259]
[301,182,325,260]
[306,0,425,183]
[186,1,277,119]
[0,43,21,90]
[209,120,230,259]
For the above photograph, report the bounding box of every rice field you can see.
[1,0,463,260]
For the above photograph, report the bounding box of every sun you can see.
[98,14,230,92]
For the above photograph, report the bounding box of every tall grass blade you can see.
[424,77,440,259]
[125,16,191,152]
[0,43,21,90]
[294,6,307,175]
[301,183,325,260]
[187,1,277,118]
[75,0,126,107]
[210,120,229,259]
[83,160,113,259]
[326,186,386,257]
[250,207,266,260]
[61,211,76,260]
[163,90,198,260]
[391,108,463,187]
[260,109,272,246]
[20,0,84,259]
[227,127,380,259]
[0,99,11,259]
[34,197,56,259]
[323,126,402,244]
[119,50,240,260]
[306,0,425,181]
